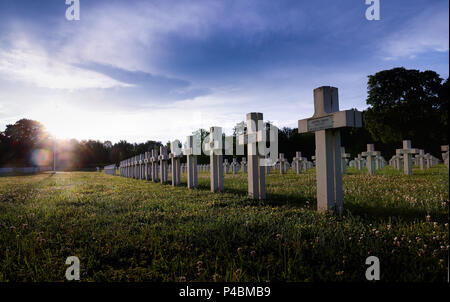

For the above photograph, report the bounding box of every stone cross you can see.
[138,154,143,179]
[150,150,159,182]
[158,146,169,183]
[375,155,382,170]
[340,147,350,174]
[231,158,239,174]
[396,140,418,175]
[278,153,286,174]
[362,144,380,175]
[298,86,362,213]
[183,135,198,189]
[241,157,247,174]
[132,155,138,179]
[126,158,130,178]
[424,153,432,169]
[144,152,151,180]
[223,159,230,174]
[238,112,266,200]
[393,154,402,171]
[169,140,182,186]
[415,149,426,170]
[355,154,364,171]
[441,145,449,167]
[293,151,303,174]
[205,126,224,193]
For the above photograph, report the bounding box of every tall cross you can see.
[415,149,426,170]
[231,158,239,174]
[238,112,266,200]
[396,140,418,175]
[362,144,380,175]
[183,135,198,189]
[240,157,247,174]
[138,154,144,180]
[223,159,230,174]
[150,150,159,182]
[278,153,286,174]
[441,145,449,168]
[159,146,169,183]
[293,151,303,174]
[340,147,350,174]
[169,144,182,186]
[298,86,362,213]
[424,153,432,169]
[355,154,364,171]
[205,126,224,193]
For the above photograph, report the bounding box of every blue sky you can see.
[0,0,448,143]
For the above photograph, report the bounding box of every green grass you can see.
[0,165,448,282]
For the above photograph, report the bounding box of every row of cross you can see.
[103,86,447,214]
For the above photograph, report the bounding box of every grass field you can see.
[0,166,448,282]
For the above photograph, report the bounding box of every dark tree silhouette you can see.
[364,67,447,155]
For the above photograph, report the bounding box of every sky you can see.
[0,0,448,144]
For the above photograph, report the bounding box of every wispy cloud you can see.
[381,2,449,60]
[0,45,132,90]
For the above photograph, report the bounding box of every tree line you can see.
[0,67,448,169]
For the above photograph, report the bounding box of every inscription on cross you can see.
[298,86,362,213]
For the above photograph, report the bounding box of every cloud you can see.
[0,46,133,90]
[75,62,211,101]
[381,2,449,59]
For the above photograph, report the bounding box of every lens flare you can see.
[31,149,52,166]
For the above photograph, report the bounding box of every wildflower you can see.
[250,250,256,257]
[276,234,282,240]
[22,224,28,229]
[10,226,16,231]
[179,276,186,282]
[30,213,35,217]
[426,215,431,222]
[237,247,243,253]
[336,271,344,276]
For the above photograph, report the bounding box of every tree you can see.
[364,67,447,156]
[0,119,49,166]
